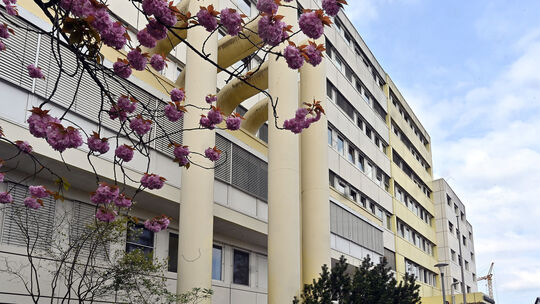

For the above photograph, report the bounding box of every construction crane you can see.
[477,262,495,299]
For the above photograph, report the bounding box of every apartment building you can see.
[432,178,478,294]
[0,0,484,303]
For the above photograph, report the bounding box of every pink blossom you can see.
[137,28,157,48]
[207,107,223,125]
[46,123,83,152]
[172,145,190,166]
[146,18,168,40]
[298,11,324,39]
[0,192,13,203]
[157,9,177,27]
[24,197,42,209]
[0,41,6,51]
[170,88,185,102]
[90,183,120,204]
[204,147,221,161]
[115,145,134,162]
[96,208,117,222]
[27,108,60,138]
[113,60,132,79]
[144,219,161,232]
[256,0,278,14]
[90,7,112,33]
[130,115,152,136]
[322,0,343,17]
[197,7,218,32]
[29,185,49,198]
[199,116,213,129]
[114,194,132,208]
[142,0,168,17]
[0,23,11,39]
[5,4,17,16]
[101,22,127,50]
[87,132,110,154]
[110,95,137,121]
[303,43,323,66]
[205,94,217,104]
[141,173,166,190]
[283,45,304,69]
[258,15,289,46]
[150,54,166,71]
[144,215,170,232]
[164,102,185,122]
[220,8,243,36]
[225,115,242,130]
[127,49,147,71]
[0,173,4,183]
[15,140,33,153]
[283,107,322,134]
[27,64,45,79]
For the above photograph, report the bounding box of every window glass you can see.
[126,223,154,257]
[337,137,344,154]
[357,155,364,171]
[328,128,332,146]
[212,245,223,280]
[233,249,250,285]
[348,146,355,163]
[168,233,179,272]
[237,0,251,16]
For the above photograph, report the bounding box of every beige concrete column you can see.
[177,0,217,299]
[300,52,331,285]
[267,5,302,304]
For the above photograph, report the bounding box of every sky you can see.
[344,1,540,303]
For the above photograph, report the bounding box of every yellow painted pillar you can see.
[267,5,302,304]
[300,51,331,285]
[177,0,217,300]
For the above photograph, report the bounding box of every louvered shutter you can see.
[231,144,267,201]
[1,183,56,251]
[70,201,109,259]
[214,134,231,183]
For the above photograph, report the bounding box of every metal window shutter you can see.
[231,144,267,201]
[70,201,109,259]
[214,134,231,183]
[1,183,56,251]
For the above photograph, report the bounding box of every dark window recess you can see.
[126,223,154,257]
[384,248,396,271]
[235,105,248,116]
[233,250,250,285]
[329,170,336,187]
[212,245,223,280]
[336,92,355,120]
[168,233,178,272]
[257,123,268,143]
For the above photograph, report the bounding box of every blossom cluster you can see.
[87,132,110,154]
[115,144,135,162]
[164,101,186,122]
[144,215,170,232]
[283,101,325,134]
[130,115,153,136]
[200,106,224,130]
[172,144,190,167]
[27,107,83,153]
[141,173,166,190]
[60,0,128,49]
[109,95,137,121]
[23,185,51,210]
[15,140,33,154]
[89,183,132,222]
[204,146,221,162]
[3,0,18,16]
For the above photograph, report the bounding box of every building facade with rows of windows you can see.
[0,0,490,303]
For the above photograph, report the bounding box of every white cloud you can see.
[399,27,540,299]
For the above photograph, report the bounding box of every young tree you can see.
[294,255,421,304]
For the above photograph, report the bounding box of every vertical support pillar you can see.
[177,0,218,299]
[300,47,331,285]
[267,5,301,304]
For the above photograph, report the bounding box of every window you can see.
[461,211,465,221]
[212,245,223,280]
[233,249,250,285]
[126,223,154,256]
[356,117,363,130]
[366,163,373,179]
[360,196,367,208]
[463,235,467,246]
[337,136,344,154]
[326,80,334,100]
[467,286,471,293]
[328,128,333,146]
[365,127,372,140]
[357,154,364,171]
[465,260,469,270]
[471,252,475,261]
[336,180,346,194]
[348,146,355,163]
[349,189,357,202]
[451,249,456,262]
[386,214,392,230]
[168,233,179,272]
[375,208,383,220]
[454,204,459,214]
[449,221,454,233]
